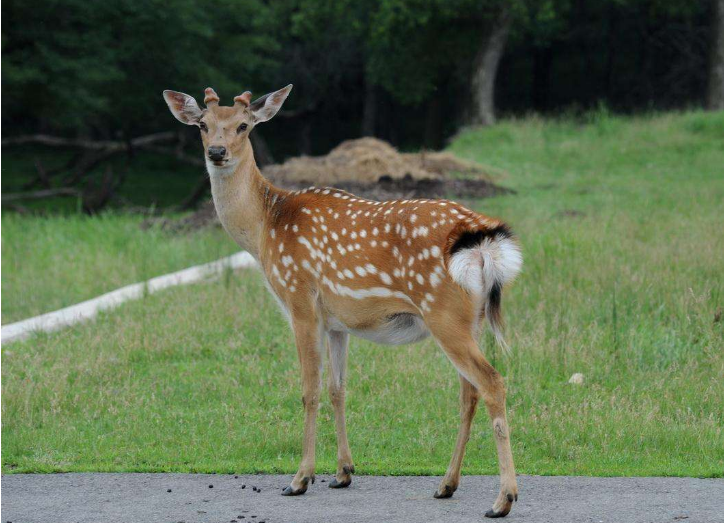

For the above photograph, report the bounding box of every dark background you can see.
[2,0,722,210]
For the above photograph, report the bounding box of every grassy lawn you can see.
[2,110,723,477]
[1,213,238,324]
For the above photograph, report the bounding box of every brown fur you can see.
[163,87,520,516]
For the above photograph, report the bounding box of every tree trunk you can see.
[470,6,512,126]
[707,0,724,110]
[361,79,378,136]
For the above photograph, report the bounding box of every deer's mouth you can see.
[211,159,229,166]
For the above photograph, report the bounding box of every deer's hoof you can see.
[433,484,455,499]
[485,491,516,518]
[328,477,351,489]
[281,485,307,496]
[485,508,510,518]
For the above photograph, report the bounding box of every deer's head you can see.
[163,85,292,175]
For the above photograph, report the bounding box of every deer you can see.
[163,85,522,518]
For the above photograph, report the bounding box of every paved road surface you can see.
[2,473,723,523]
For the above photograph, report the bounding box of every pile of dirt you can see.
[263,138,430,184]
[153,138,511,232]
[262,137,492,185]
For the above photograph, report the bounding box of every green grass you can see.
[1,213,237,323]
[2,110,723,477]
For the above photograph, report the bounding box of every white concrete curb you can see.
[1,251,257,345]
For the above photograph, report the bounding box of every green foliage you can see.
[0,0,715,154]
[366,0,508,105]
[1,0,278,135]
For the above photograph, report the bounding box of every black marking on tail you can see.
[449,224,513,256]
[487,280,503,331]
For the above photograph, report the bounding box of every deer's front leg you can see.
[282,314,323,496]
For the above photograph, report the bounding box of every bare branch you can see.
[2,188,81,202]
[1,132,176,150]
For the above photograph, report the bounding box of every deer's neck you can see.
[208,139,279,258]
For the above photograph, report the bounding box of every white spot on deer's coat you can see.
[429,272,441,287]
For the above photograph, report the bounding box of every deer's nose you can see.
[208,146,226,161]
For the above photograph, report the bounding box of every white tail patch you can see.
[448,236,522,295]
[447,234,522,353]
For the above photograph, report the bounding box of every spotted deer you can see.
[163,85,522,518]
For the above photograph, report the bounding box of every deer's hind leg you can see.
[326,330,355,488]
[434,374,480,499]
[427,310,517,518]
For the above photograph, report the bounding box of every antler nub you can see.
[234,91,253,107]
[204,87,220,106]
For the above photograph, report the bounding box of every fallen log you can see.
[2,188,81,202]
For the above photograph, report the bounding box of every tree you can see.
[470,4,512,126]
[1,0,278,137]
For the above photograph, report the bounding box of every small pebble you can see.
[241,484,246,489]
[235,475,239,479]
[568,373,585,385]
[321,479,326,483]
[167,489,172,493]
[209,484,214,489]
[256,488,261,493]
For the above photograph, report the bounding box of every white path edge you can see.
[1,251,257,345]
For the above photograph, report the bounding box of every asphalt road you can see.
[2,473,723,523]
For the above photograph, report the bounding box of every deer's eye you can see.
[237,123,248,133]
[199,121,208,132]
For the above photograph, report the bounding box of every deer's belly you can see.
[328,313,430,346]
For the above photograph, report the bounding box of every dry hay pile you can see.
[263,138,433,185]
[156,138,510,232]
[262,137,492,185]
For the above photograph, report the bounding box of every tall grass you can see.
[1,213,237,323]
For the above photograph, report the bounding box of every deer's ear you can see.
[163,90,203,126]
[250,84,293,124]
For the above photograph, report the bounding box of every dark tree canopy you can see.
[1,0,718,154]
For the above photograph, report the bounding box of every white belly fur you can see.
[327,313,430,346]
